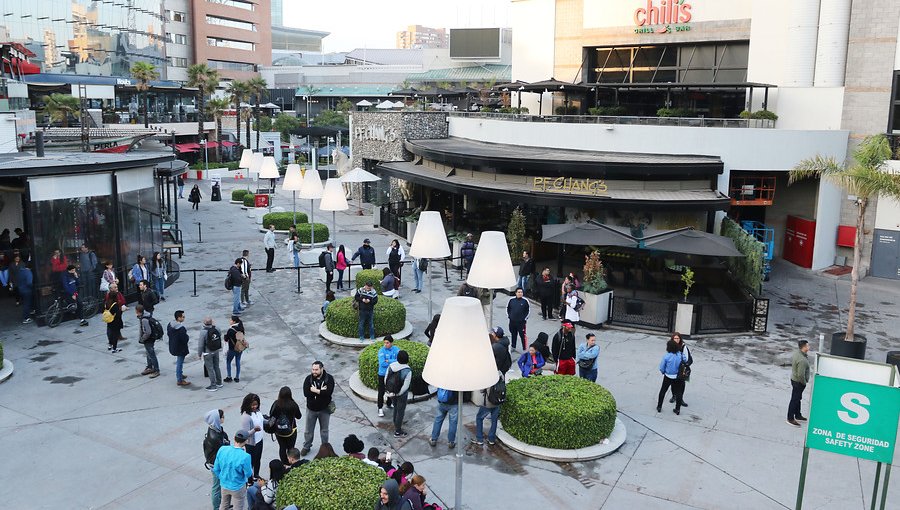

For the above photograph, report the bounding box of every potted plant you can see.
[674,267,695,335]
[402,208,421,243]
[506,207,527,291]
[448,231,468,268]
[578,251,613,327]
[789,134,900,359]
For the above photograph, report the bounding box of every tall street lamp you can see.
[466,231,517,327]
[319,178,348,245]
[298,165,324,246]
[409,211,451,318]
[282,163,304,225]
[259,156,280,211]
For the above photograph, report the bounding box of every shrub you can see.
[231,189,249,202]
[242,194,256,207]
[355,269,385,293]
[500,375,617,449]
[325,297,406,338]
[657,107,696,118]
[358,339,430,395]
[262,211,309,230]
[276,456,385,510]
[589,106,627,116]
[555,105,578,115]
[190,161,240,170]
[297,223,329,244]
[721,217,765,295]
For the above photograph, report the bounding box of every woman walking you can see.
[239,393,265,478]
[100,261,117,298]
[151,252,167,301]
[335,244,348,290]
[104,283,126,352]
[669,332,692,407]
[657,339,686,415]
[268,386,303,463]
[188,184,202,210]
[386,239,405,281]
[535,268,557,320]
[224,316,245,382]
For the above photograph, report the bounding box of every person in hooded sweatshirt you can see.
[167,310,190,386]
[489,327,512,374]
[375,479,413,510]
[384,350,413,438]
[203,409,230,510]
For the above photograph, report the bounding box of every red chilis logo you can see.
[634,0,692,33]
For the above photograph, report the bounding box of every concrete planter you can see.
[0,359,13,383]
[830,332,867,360]
[675,302,694,335]
[497,416,627,462]
[578,289,613,328]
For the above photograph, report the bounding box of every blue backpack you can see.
[437,388,456,404]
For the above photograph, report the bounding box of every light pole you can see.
[200,139,209,175]
[298,165,324,246]
[283,163,303,225]
[320,178,348,245]
[466,231,517,328]
[410,211,451,321]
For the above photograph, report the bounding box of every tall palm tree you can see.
[42,93,80,127]
[129,61,159,128]
[226,80,248,148]
[186,64,220,165]
[206,97,230,162]
[789,134,900,341]
[246,76,268,150]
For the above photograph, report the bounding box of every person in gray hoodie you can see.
[199,317,223,392]
[203,409,230,510]
[136,305,159,378]
[384,350,413,438]
[374,478,412,510]
[167,310,190,386]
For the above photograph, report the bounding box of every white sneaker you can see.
[378,408,385,417]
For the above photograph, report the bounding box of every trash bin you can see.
[211,183,221,202]
[887,351,900,370]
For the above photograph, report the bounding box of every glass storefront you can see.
[116,169,162,295]
[586,42,749,84]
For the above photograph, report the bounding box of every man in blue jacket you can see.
[351,238,376,269]
[506,287,530,351]
[377,336,400,417]
[62,265,88,326]
[18,263,34,324]
[212,429,253,510]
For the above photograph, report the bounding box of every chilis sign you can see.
[634,0,693,34]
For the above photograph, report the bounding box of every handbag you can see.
[233,330,249,353]
[101,302,115,324]
[100,278,110,293]
[577,356,596,370]
[677,359,692,381]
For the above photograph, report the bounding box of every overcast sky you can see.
[282,0,511,52]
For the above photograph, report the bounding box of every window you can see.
[167,10,187,23]
[205,15,256,32]
[890,71,900,132]
[167,33,188,45]
[207,0,255,10]
[207,37,255,51]
[169,57,188,68]
[588,42,749,84]
[207,59,255,72]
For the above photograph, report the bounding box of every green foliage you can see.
[231,189,249,201]
[272,113,302,142]
[582,251,608,294]
[297,223,329,244]
[355,269,385,292]
[313,109,349,128]
[739,109,779,121]
[497,106,529,114]
[500,375,617,449]
[720,218,765,295]
[256,115,272,132]
[681,266,695,301]
[325,297,407,338]
[358,339,430,394]
[507,207,526,264]
[276,456,385,510]
[589,105,627,116]
[555,106,579,115]
[189,161,240,170]
[242,194,257,207]
[657,107,696,117]
[335,98,354,113]
[42,93,80,126]
[262,211,309,230]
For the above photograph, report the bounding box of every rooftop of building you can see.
[406,64,511,82]
[271,25,330,38]
[344,48,424,66]
[0,151,172,178]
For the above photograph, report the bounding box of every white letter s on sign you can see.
[837,393,870,425]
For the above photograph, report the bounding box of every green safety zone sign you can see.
[806,375,900,464]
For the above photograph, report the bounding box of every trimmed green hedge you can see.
[721,217,765,295]
[500,375,617,449]
[276,456,385,510]
[355,269,384,293]
[231,189,249,202]
[358,339,430,395]
[189,161,240,170]
[297,223,329,244]
[242,194,256,207]
[262,211,309,230]
[325,296,405,338]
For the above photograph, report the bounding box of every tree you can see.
[789,134,900,341]
[507,207,526,264]
[246,76,268,150]
[256,115,272,133]
[206,97,230,161]
[335,98,353,113]
[226,80,249,148]
[41,93,80,127]
[187,64,220,168]
[129,61,159,128]
[312,109,348,128]
[272,113,302,142]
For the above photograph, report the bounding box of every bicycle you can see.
[44,292,99,328]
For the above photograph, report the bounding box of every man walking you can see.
[472,378,501,446]
[506,287,530,351]
[177,173,185,198]
[212,429,253,510]
[63,265,89,327]
[200,317,224,392]
[240,250,252,306]
[385,350,412,437]
[138,279,158,317]
[228,259,244,316]
[377,336,400,417]
[167,310,190,386]
[787,340,811,427]
[576,333,599,382]
[517,251,534,294]
[351,238,376,269]
[323,244,335,292]
[551,320,577,375]
[430,388,458,448]
[135,304,159,378]
[301,361,335,456]
[264,224,276,273]
[355,281,378,341]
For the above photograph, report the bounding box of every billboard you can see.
[449,28,502,59]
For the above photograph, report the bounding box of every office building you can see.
[396,25,448,50]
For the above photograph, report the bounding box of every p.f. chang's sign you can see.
[634,0,692,34]
[533,177,608,197]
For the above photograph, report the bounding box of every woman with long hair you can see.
[657,339,686,415]
[239,393,265,477]
[335,244,348,290]
[100,260,118,298]
[104,283,126,352]
[150,251,167,301]
[386,238,404,280]
[268,386,303,463]
[313,442,338,460]
[130,255,148,286]
[224,316,245,383]
[188,184,202,210]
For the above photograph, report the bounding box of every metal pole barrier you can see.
[444,258,449,283]
[192,270,197,297]
[296,265,302,294]
[879,464,892,510]
[427,259,433,318]
[872,463,882,510]
[795,447,810,509]
[454,390,464,510]
[196,222,202,243]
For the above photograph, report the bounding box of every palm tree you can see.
[187,64,220,166]
[129,61,159,128]
[789,134,900,341]
[42,93,80,127]
[226,80,248,148]
[246,76,268,150]
[206,97,230,162]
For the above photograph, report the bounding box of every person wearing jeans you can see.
[472,382,501,445]
[787,340,811,427]
[657,339,685,415]
[385,351,412,437]
[201,318,223,391]
[376,336,400,417]
[228,259,244,316]
[224,316,244,383]
[301,361,335,456]
[240,250,252,306]
[167,310,191,386]
[413,257,426,293]
[430,389,458,447]
[212,430,253,510]
[136,305,159,377]
[575,333,600,383]
[355,282,378,341]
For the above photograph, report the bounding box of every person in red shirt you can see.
[50,249,69,289]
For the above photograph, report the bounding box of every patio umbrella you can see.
[341,167,381,214]
[356,99,373,107]
[541,221,635,247]
[375,100,396,109]
[643,228,744,257]
[393,100,405,108]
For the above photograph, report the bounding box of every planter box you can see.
[578,289,613,328]
[373,206,380,228]
[675,302,694,335]
[830,332,867,360]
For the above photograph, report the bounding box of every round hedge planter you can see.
[355,269,385,293]
[276,456,385,510]
[500,375,617,449]
[242,194,257,207]
[297,223,329,244]
[231,189,250,202]
[358,339,430,396]
[325,297,406,338]
[262,211,309,229]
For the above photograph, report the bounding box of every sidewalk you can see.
[1,176,898,509]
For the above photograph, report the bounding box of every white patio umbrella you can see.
[375,100,396,109]
[356,99,373,107]
[340,167,380,214]
[393,100,405,108]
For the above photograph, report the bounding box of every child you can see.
[321,290,336,318]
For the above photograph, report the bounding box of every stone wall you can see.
[349,111,448,170]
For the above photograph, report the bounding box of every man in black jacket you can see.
[490,326,512,373]
[300,361,335,456]
[323,244,335,292]
[167,310,190,386]
[355,281,378,341]
[228,259,244,316]
[138,279,158,316]
[506,287,530,351]
[551,320,577,375]
[517,251,535,294]
[351,238,376,269]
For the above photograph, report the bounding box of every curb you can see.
[496,416,626,462]
[0,360,14,383]
[348,370,436,403]
[318,321,413,347]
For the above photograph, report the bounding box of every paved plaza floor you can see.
[2,177,899,509]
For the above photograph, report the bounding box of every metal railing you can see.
[449,111,775,128]
[609,295,676,331]
[693,300,753,334]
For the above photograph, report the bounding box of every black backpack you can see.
[418,258,428,272]
[203,428,229,468]
[274,413,292,434]
[487,372,507,405]
[225,273,234,290]
[206,327,222,351]
[147,317,164,341]
[318,251,327,268]
[385,367,408,394]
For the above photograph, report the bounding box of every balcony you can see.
[447,111,775,128]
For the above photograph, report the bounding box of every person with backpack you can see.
[576,333,600,382]
[351,238,377,269]
[62,265,89,327]
[137,279,158,317]
[322,244,335,292]
[227,259,245,316]
[552,320,577,375]
[203,409,230,510]
[377,336,400,417]
[460,233,476,272]
[472,372,505,446]
[506,287,530,351]
[563,283,581,323]
[167,310,191,386]
[403,474,441,510]
[386,238,404,280]
[355,281,378,342]
[224,315,246,383]
[335,245,348,290]
[268,386,303,464]
[517,345,545,378]
[212,429,253,510]
[669,332,693,407]
[103,283,125,351]
[375,479,413,510]
[135,304,160,378]
[429,387,458,448]
[240,249,253,307]
[199,317,223,392]
[530,331,551,362]
[301,361,335,456]
[657,339,686,415]
[490,327,512,373]
[384,350,412,438]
